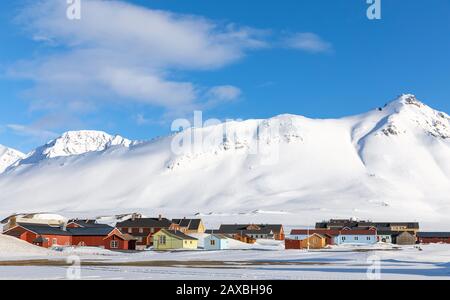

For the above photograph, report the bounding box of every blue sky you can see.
[1,0,450,152]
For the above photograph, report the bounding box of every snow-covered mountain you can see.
[0,95,449,229]
[0,145,25,174]
[15,130,136,167]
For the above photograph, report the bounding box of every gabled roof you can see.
[67,219,109,228]
[316,220,420,230]
[67,226,114,236]
[157,229,198,241]
[16,224,72,236]
[172,219,202,230]
[339,230,376,236]
[10,223,114,237]
[103,230,137,241]
[417,232,450,238]
[116,217,173,228]
[208,234,229,240]
[291,229,376,236]
[218,224,283,233]
[291,229,340,236]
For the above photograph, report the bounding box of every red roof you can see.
[291,229,340,236]
[291,229,376,236]
[339,230,376,235]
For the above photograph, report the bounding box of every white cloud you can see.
[207,85,242,102]
[284,33,332,53]
[6,124,58,142]
[10,0,268,112]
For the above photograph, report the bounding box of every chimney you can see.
[159,214,162,221]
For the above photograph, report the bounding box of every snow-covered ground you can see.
[0,234,449,280]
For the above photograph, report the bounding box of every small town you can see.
[1,213,449,252]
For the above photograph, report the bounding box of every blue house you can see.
[204,234,230,250]
[334,230,377,245]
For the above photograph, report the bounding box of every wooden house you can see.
[116,215,173,250]
[3,223,135,250]
[172,218,206,234]
[209,224,285,242]
[285,233,327,250]
[204,234,229,250]
[417,232,450,244]
[316,219,419,235]
[152,229,198,250]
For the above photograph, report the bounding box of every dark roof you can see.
[291,229,375,236]
[16,223,114,237]
[374,222,420,229]
[417,232,450,238]
[18,224,71,236]
[377,231,395,236]
[116,217,173,228]
[172,219,202,230]
[67,226,114,236]
[218,224,283,234]
[68,220,110,228]
[316,220,420,230]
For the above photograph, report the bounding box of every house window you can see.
[151,228,155,233]
[355,237,359,241]
[342,237,346,241]
[139,228,144,233]
[52,238,57,246]
[110,240,119,249]
[210,240,216,246]
[367,237,371,240]
[159,235,166,245]
[128,228,132,234]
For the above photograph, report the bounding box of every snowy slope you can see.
[0,234,52,258]
[0,145,25,174]
[0,95,449,228]
[14,130,136,167]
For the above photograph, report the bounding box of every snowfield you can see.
[0,234,54,258]
[0,95,449,230]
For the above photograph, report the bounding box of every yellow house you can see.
[153,229,198,250]
[171,218,206,234]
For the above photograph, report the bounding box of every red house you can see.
[417,232,450,244]
[3,223,136,250]
[116,215,174,250]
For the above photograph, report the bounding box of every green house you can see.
[152,229,198,250]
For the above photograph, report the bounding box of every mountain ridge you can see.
[0,94,449,228]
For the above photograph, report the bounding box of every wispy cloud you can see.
[6,124,58,142]
[284,32,332,53]
[207,85,242,102]
[9,0,268,113]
